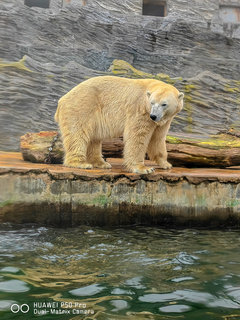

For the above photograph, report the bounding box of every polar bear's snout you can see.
[150,114,157,121]
[150,105,164,122]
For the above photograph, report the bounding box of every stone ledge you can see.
[1,151,240,227]
[1,151,240,184]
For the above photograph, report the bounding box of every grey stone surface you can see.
[0,0,240,151]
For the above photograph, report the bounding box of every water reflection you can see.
[0,224,239,319]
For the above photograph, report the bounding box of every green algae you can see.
[135,196,141,204]
[92,195,110,207]
[0,200,14,208]
[167,133,240,149]
[198,140,240,148]
[225,199,240,208]
[190,99,209,108]
[184,84,197,93]
[109,59,153,78]
[198,132,240,149]
[166,135,182,144]
[185,102,193,133]
[196,195,207,207]
[70,195,110,207]
[109,59,181,84]
[224,84,240,94]
[182,84,198,133]
[0,56,32,72]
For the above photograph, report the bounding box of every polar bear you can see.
[55,76,184,174]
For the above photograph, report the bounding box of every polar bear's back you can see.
[59,76,169,110]
[55,76,178,139]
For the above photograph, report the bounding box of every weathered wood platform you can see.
[1,151,240,227]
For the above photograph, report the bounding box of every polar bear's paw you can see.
[132,165,155,174]
[157,160,172,170]
[78,162,94,169]
[64,160,93,169]
[93,160,112,169]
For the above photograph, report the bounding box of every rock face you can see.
[0,0,240,151]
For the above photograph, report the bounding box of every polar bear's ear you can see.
[178,92,184,100]
[147,91,151,98]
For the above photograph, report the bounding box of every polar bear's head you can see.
[147,89,184,124]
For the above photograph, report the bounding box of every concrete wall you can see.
[1,154,240,227]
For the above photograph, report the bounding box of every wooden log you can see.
[20,130,240,168]
[20,131,123,164]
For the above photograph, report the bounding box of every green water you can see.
[0,224,240,320]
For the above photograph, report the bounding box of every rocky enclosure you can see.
[0,0,240,151]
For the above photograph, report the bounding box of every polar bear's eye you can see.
[162,103,167,107]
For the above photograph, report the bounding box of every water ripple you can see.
[0,225,240,319]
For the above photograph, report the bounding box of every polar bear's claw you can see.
[64,162,93,169]
[78,163,93,169]
[157,161,172,170]
[132,165,155,174]
[94,161,112,169]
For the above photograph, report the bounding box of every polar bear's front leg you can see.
[147,124,172,170]
[123,122,155,174]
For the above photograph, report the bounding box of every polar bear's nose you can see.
[150,114,157,121]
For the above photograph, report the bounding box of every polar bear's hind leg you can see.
[87,140,112,169]
[62,130,93,169]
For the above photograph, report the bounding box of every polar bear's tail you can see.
[54,100,62,123]
[54,107,60,123]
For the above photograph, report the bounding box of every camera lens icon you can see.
[11,304,30,313]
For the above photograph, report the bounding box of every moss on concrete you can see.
[92,195,110,207]
[0,200,14,208]
[0,56,32,72]
[225,199,240,208]
[196,195,207,207]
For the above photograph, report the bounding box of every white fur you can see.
[55,76,184,173]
